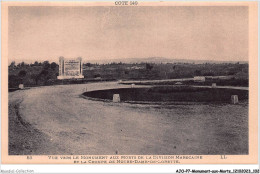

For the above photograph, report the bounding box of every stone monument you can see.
[231,95,239,104]
[18,84,24,89]
[57,57,84,79]
[113,94,120,102]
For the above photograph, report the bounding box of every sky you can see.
[8,6,248,63]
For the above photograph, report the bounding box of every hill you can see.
[87,57,248,64]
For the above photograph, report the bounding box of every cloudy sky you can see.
[8,6,248,63]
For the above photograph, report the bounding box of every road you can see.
[119,76,235,85]
[8,82,248,155]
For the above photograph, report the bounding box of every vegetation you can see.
[8,61,58,88]
[83,86,248,103]
[8,61,248,88]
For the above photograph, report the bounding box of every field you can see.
[8,61,248,88]
[83,86,248,103]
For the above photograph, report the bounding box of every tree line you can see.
[8,61,59,88]
[8,60,248,88]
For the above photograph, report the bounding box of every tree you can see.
[8,75,20,88]
[18,70,27,78]
[36,69,50,85]
[18,70,27,84]
[34,61,39,66]
[85,63,91,67]
[9,61,16,67]
[40,69,49,76]
[43,61,50,69]
[30,74,38,85]
[94,74,101,78]
[146,63,153,71]
[194,70,202,76]
[17,62,25,67]
[50,62,58,70]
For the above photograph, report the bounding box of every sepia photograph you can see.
[1,1,258,165]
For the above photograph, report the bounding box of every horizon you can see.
[9,6,248,63]
[8,57,249,65]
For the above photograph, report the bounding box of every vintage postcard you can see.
[1,1,258,165]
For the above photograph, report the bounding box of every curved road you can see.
[9,82,248,155]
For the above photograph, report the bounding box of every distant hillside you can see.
[87,57,248,64]
[9,57,248,65]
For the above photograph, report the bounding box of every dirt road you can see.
[9,82,248,155]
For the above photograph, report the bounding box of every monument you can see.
[57,57,84,79]
[113,94,120,102]
[18,84,24,89]
[231,95,239,104]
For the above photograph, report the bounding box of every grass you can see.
[83,86,248,103]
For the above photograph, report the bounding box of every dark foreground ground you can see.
[83,86,248,103]
[9,82,248,155]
